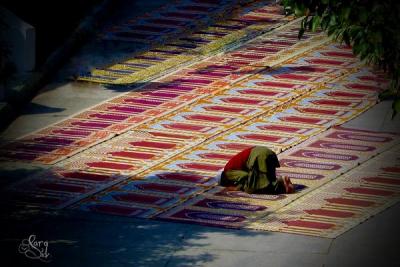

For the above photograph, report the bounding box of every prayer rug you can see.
[101,0,251,43]
[68,57,390,229]
[2,33,388,213]
[247,142,400,238]
[66,64,387,215]
[2,7,397,237]
[75,127,399,231]
[0,94,202,164]
[78,1,293,84]
[62,41,376,174]
[0,19,330,165]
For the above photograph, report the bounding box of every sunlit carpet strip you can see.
[2,17,394,238]
[66,55,388,217]
[1,35,373,209]
[77,1,294,84]
[74,0,255,79]
[101,0,257,44]
[0,20,328,165]
[61,40,372,194]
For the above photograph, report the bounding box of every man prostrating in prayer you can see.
[219,146,294,194]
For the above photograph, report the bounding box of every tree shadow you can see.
[20,103,66,115]
[0,165,299,267]
[58,0,256,81]
[58,0,287,88]
[99,60,316,93]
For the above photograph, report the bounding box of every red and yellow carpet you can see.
[1,0,399,239]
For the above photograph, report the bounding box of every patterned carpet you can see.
[1,0,399,239]
[251,141,400,237]
[78,0,293,84]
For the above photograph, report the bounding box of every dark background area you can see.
[2,0,102,67]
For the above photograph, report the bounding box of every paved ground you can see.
[1,1,400,266]
[2,197,400,267]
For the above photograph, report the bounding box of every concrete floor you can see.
[0,81,131,141]
[1,187,400,267]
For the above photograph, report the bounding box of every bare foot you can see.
[283,176,294,193]
[226,185,239,191]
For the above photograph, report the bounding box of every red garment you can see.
[224,146,254,171]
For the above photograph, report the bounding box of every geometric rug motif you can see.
[1,15,333,167]
[2,33,387,217]
[1,37,388,211]
[3,23,352,214]
[1,1,397,241]
[0,16,315,165]
[155,127,399,230]
[248,143,400,238]
[77,0,292,84]
[60,40,382,183]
